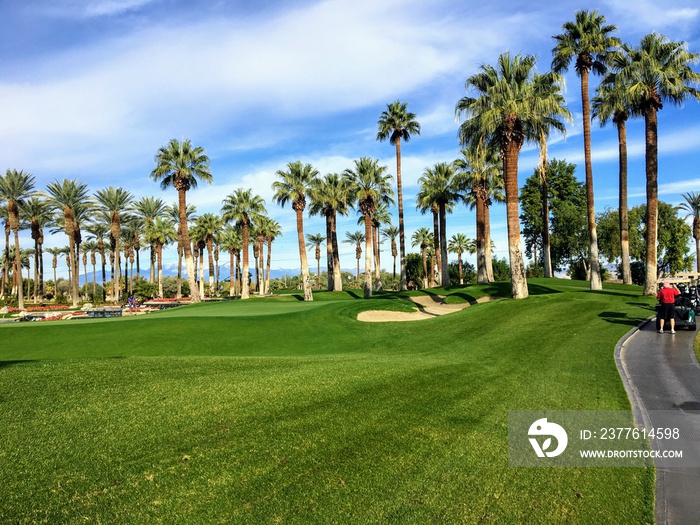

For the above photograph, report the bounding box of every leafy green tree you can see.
[679,192,700,272]
[377,100,420,291]
[608,33,700,294]
[150,138,212,302]
[552,9,621,290]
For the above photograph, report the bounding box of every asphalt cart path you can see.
[617,319,700,525]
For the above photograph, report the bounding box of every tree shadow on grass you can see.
[0,360,37,370]
[598,311,648,327]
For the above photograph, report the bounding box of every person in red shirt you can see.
[657,281,681,334]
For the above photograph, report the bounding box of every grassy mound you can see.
[0,279,656,523]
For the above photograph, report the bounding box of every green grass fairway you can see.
[1,279,656,524]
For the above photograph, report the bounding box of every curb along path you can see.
[617,318,700,525]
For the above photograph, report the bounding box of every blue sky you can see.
[3,0,700,279]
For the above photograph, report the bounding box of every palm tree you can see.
[679,192,700,273]
[344,231,365,280]
[85,221,109,302]
[45,247,63,301]
[344,158,394,298]
[221,189,266,300]
[377,100,421,291]
[219,224,243,297]
[195,213,222,297]
[309,173,350,291]
[448,233,474,285]
[532,72,573,278]
[0,205,9,298]
[360,200,393,292]
[94,186,134,302]
[81,240,99,301]
[150,138,212,302]
[552,9,621,290]
[381,224,399,286]
[166,202,197,299]
[457,53,557,299]
[147,217,177,298]
[45,179,92,307]
[0,169,36,309]
[417,162,460,287]
[453,141,503,283]
[257,216,282,295]
[272,161,318,302]
[609,33,700,294]
[20,196,52,302]
[593,68,636,285]
[305,233,325,289]
[412,227,432,288]
[133,196,167,282]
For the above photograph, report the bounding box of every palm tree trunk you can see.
[617,119,632,285]
[229,249,235,297]
[504,137,528,299]
[421,248,428,289]
[207,240,215,297]
[331,213,343,291]
[176,246,183,299]
[178,189,200,302]
[439,203,449,287]
[458,253,464,285]
[13,228,24,309]
[241,224,250,299]
[373,225,383,292]
[363,214,373,298]
[265,240,273,295]
[326,216,334,291]
[295,208,313,301]
[198,245,205,298]
[581,69,602,290]
[158,244,164,298]
[643,106,659,295]
[476,197,488,284]
[432,210,440,286]
[395,139,408,291]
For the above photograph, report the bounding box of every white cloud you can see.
[85,0,158,17]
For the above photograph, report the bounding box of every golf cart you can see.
[655,275,699,331]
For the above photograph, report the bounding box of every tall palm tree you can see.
[272,161,318,302]
[453,141,503,283]
[20,196,52,302]
[381,224,400,286]
[167,202,197,299]
[309,173,350,291]
[361,200,393,292]
[133,196,167,282]
[305,233,325,289]
[457,53,557,299]
[45,247,63,300]
[532,72,573,278]
[85,221,109,302]
[344,231,365,280]
[81,240,99,301]
[552,9,621,290]
[592,68,636,285]
[679,192,700,273]
[344,157,394,298]
[448,233,474,285]
[609,33,700,294]
[412,227,432,289]
[147,217,177,298]
[219,224,243,297]
[257,216,282,295]
[150,138,212,302]
[45,179,92,307]
[0,205,9,298]
[417,162,460,287]
[0,169,36,309]
[377,100,421,291]
[221,189,265,300]
[195,213,222,297]
[94,186,134,302]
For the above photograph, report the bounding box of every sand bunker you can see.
[357,295,503,322]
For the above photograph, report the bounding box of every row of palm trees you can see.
[456,9,700,298]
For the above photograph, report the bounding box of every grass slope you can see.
[1,279,656,524]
